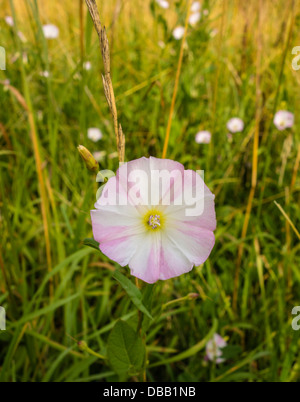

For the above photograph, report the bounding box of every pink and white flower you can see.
[83,61,92,71]
[173,26,185,40]
[17,31,27,43]
[91,157,216,284]
[210,28,219,38]
[42,24,59,39]
[189,11,201,26]
[273,110,294,131]
[205,333,227,364]
[93,151,106,163]
[227,117,244,133]
[87,128,103,142]
[195,130,211,144]
[156,0,169,9]
[40,71,50,78]
[191,1,201,13]
[5,16,14,27]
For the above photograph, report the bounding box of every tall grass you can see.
[0,0,300,382]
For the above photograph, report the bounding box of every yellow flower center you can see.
[143,209,165,231]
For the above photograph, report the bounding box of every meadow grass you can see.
[0,0,300,382]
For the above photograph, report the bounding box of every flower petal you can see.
[128,231,193,283]
[164,169,217,232]
[165,223,215,266]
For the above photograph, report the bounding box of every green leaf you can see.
[113,271,153,320]
[107,320,145,376]
[83,238,100,252]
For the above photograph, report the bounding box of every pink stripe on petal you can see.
[158,235,194,280]
[91,209,143,241]
[99,233,145,267]
[129,233,160,283]
[128,232,196,283]
[166,224,215,266]
[166,194,216,232]
[214,333,227,347]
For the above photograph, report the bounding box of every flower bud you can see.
[77,340,88,351]
[78,145,99,173]
[188,293,199,300]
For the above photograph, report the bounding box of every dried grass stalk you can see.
[85,0,125,163]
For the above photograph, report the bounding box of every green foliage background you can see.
[0,0,300,382]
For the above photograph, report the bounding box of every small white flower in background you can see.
[88,128,103,142]
[37,110,43,122]
[210,28,219,38]
[203,9,209,16]
[108,151,119,159]
[22,53,28,64]
[17,31,27,43]
[10,53,19,64]
[83,61,92,71]
[205,333,227,364]
[191,1,201,12]
[42,24,59,39]
[189,11,201,26]
[173,26,185,40]
[73,72,81,81]
[40,71,50,78]
[3,79,10,92]
[195,130,211,144]
[273,110,294,131]
[227,117,244,133]
[156,0,169,9]
[158,41,166,49]
[93,151,106,163]
[5,16,14,27]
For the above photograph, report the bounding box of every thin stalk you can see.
[290,144,300,191]
[257,0,296,217]
[271,0,296,123]
[208,0,227,168]
[79,0,85,61]
[9,0,53,298]
[85,0,125,162]
[274,201,300,241]
[233,0,263,312]
[162,0,192,159]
